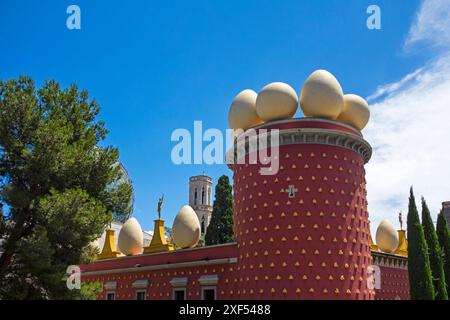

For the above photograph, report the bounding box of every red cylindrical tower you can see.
[229,118,374,300]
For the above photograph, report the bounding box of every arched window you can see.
[208,188,211,205]
[194,188,197,206]
[201,216,205,234]
[202,187,205,205]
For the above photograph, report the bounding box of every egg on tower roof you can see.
[228,89,263,130]
[300,69,344,119]
[337,94,370,130]
[255,82,298,122]
[229,69,371,131]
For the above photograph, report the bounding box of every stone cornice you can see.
[252,117,363,135]
[372,251,408,270]
[189,175,213,183]
[227,127,372,167]
[192,204,213,212]
[82,257,238,277]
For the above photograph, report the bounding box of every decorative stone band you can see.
[132,279,149,289]
[189,176,213,183]
[192,205,213,212]
[170,277,188,288]
[372,252,408,270]
[198,274,219,286]
[81,257,238,277]
[104,281,117,291]
[226,127,372,167]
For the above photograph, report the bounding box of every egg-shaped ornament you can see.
[375,219,399,253]
[172,205,201,249]
[117,217,144,256]
[256,82,298,121]
[337,94,370,130]
[300,69,344,119]
[228,89,263,130]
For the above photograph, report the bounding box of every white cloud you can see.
[365,0,450,233]
[366,55,450,230]
[366,68,424,102]
[405,0,450,50]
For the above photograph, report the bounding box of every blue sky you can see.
[1,0,437,232]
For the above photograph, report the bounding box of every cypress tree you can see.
[205,175,233,245]
[421,198,448,299]
[437,210,450,294]
[407,187,434,300]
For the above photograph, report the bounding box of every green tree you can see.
[205,175,233,245]
[437,210,450,294]
[0,76,132,299]
[421,198,448,299]
[78,281,103,300]
[407,188,434,300]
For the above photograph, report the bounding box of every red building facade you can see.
[81,118,410,300]
[372,252,410,300]
[231,118,373,299]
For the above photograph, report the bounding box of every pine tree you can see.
[437,210,450,294]
[407,188,434,300]
[205,175,233,245]
[0,76,132,299]
[421,198,448,299]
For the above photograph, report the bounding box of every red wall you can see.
[82,244,240,300]
[232,142,374,299]
[84,263,237,300]
[375,265,410,300]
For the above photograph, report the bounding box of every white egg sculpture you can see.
[256,82,298,121]
[337,94,370,130]
[228,89,263,130]
[118,217,143,256]
[375,219,399,253]
[300,69,344,119]
[172,205,201,249]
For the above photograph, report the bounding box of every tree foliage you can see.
[205,175,233,245]
[407,188,435,300]
[421,198,448,299]
[437,210,450,294]
[0,76,132,299]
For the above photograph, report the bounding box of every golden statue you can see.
[144,193,174,253]
[157,194,164,220]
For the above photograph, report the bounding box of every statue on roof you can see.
[398,211,403,230]
[157,194,164,220]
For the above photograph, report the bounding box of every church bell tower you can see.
[189,175,213,239]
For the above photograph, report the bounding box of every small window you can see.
[135,290,146,300]
[202,287,216,300]
[106,291,115,300]
[173,289,186,300]
[201,216,205,234]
